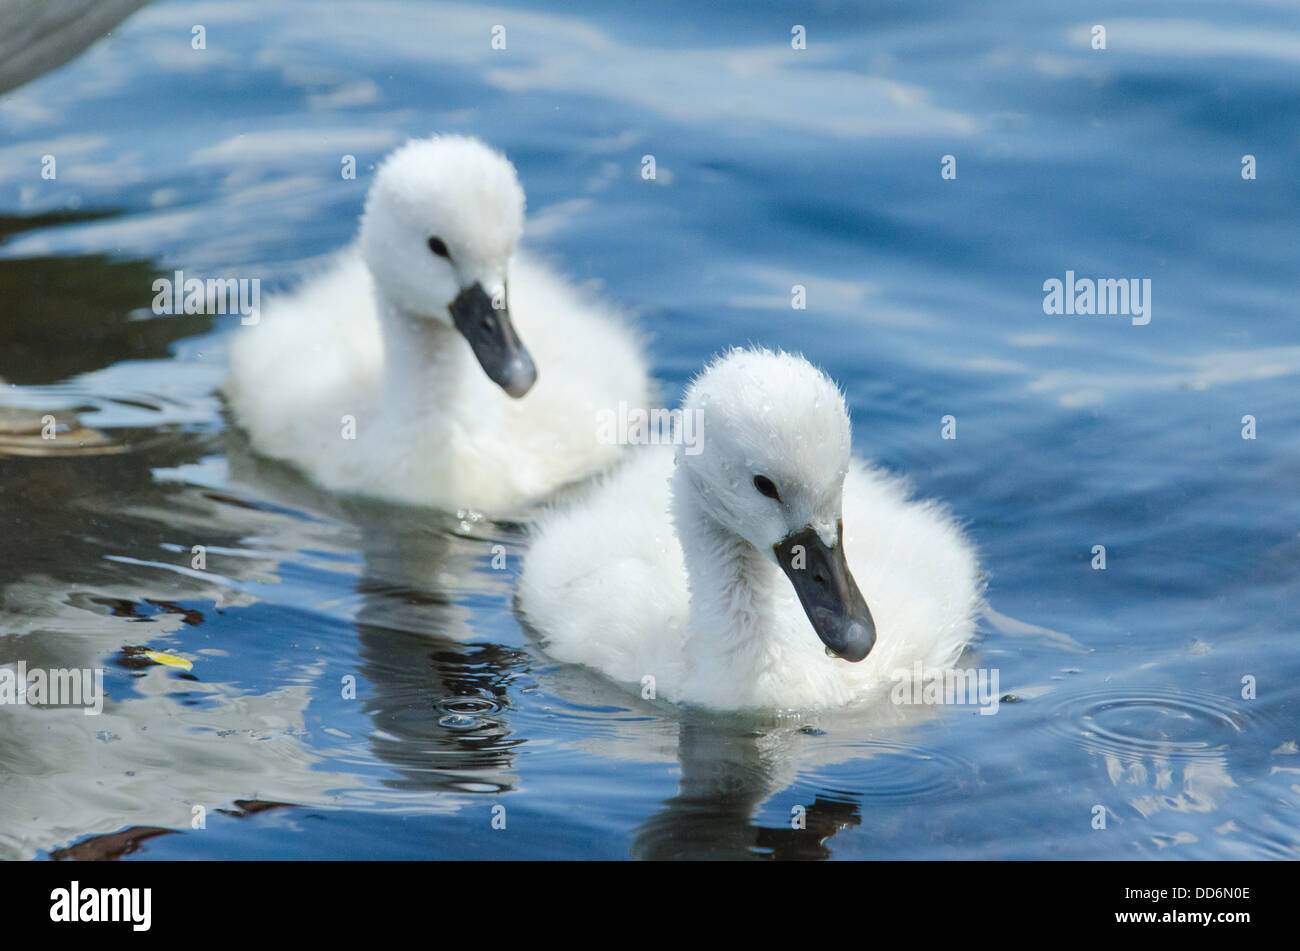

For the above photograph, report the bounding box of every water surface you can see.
[1,0,1297,860]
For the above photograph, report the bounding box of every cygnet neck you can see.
[374,292,479,409]
[670,466,798,674]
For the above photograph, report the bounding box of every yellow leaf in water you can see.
[142,650,193,672]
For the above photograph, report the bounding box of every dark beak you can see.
[449,282,537,398]
[773,522,876,662]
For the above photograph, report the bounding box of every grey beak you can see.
[449,282,537,398]
[773,522,876,662]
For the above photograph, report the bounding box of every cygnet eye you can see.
[427,237,451,259]
[753,475,781,502]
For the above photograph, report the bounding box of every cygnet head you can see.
[676,348,876,662]
[359,135,536,398]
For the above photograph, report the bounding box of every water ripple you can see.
[807,741,978,804]
[435,692,503,731]
[1041,686,1250,762]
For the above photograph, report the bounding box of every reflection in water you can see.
[627,693,975,860]
[1,297,1295,858]
[0,442,358,860]
[226,431,532,799]
[0,215,208,386]
[632,717,862,860]
[351,518,528,796]
[0,242,350,859]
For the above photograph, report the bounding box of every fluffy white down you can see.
[517,349,983,711]
[222,135,650,513]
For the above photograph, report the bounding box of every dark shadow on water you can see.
[0,213,211,384]
[50,826,178,862]
[50,801,294,860]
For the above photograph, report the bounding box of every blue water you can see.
[1,0,1297,860]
